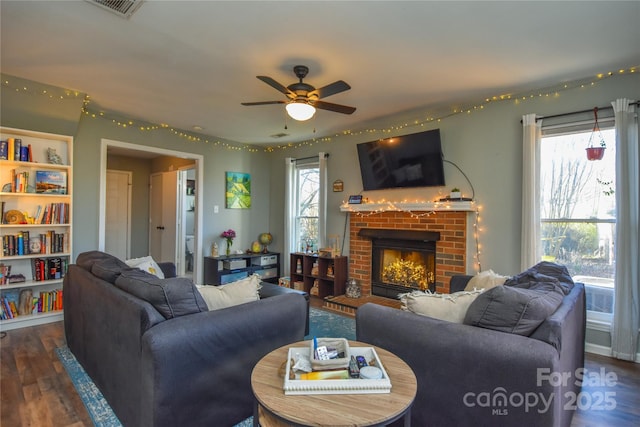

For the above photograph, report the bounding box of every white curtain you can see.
[521,113,542,270]
[318,152,328,249]
[283,157,295,275]
[610,98,639,361]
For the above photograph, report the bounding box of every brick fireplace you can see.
[345,204,474,296]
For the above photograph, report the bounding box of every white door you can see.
[149,171,178,264]
[105,170,131,260]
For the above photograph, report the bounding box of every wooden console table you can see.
[251,340,417,426]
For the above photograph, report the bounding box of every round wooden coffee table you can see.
[251,340,417,427]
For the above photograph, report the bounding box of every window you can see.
[294,163,320,252]
[540,122,616,321]
[284,153,327,274]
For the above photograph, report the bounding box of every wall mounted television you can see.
[356,129,445,191]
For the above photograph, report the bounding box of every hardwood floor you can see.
[0,322,91,427]
[1,315,639,426]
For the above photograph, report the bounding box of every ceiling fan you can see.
[241,65,356,121]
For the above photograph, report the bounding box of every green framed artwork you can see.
[225,171,251,209]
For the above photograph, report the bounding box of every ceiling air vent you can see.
[85,0,144,19]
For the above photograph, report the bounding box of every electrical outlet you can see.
[214,205,219,213]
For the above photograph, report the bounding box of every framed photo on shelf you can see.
[35,170,67,194]
[348,195,363,204]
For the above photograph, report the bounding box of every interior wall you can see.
[0,74,273,268]
[267,73,640,279]
[71,118,273,261]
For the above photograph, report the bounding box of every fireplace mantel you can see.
[358,228,441,242]
[340,201,475,213]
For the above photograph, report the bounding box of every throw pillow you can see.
[125,256,165,279]
[463,281,565,336]
[197,274,262,311]
[464,269,508,292]
[400,289,485,323]
[114,269,207,319]
[506,261,574,295]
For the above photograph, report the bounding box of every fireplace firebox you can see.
[358,228,440,299]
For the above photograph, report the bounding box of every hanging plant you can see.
[586,107,606,161]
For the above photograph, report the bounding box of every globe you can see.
[258,233,273,253]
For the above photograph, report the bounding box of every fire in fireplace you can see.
[359,228,440,299]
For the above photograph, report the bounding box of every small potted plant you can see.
[586,107,606,161]
[449,187,461,199]
[586,140,606,161]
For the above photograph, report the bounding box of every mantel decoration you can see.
[586,107,606,161]
[221,229,236,256]
[450,187,461,199]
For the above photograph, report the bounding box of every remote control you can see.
[348,356,360,378]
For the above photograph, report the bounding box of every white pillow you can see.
[400,289,484,323]
[464,269,508,292]
[125,256,165,279]
[197,274,262,311]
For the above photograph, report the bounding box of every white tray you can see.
[283,346,392,395]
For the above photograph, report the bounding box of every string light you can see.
[340,198,484,274]
[2,66,636,153]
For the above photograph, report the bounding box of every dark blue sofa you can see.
[356,267,586,427]
[64,251,307,427]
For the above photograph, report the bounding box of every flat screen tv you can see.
[357,129,445,191]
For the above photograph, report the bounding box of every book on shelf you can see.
[5,138,22,162]
[0,264,11,285]
[0,288,63,319]
[31,257,66,281]
[13,139,21,162]
[2,231,67,256]
[0,140,7,160]
[0,139,33,163]
[10,168,30,193]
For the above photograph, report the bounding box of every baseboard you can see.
[585,342,640,363]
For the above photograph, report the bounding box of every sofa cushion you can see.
[400,289,485,323]
[91,257,130,283]
[114,268,207,319]
[125,256,165,279]
[464,281,565,335]
[196,274,262,311]
[76,250,126,271]
[464,269,508,292]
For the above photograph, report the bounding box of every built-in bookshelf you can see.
[0,126,72,330]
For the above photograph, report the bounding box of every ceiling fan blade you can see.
[256,76,296,97]
[309,80,351,99]
[312,100,356,115]
[241,100,286,106]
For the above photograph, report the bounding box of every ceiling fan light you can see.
[286,102,316,121]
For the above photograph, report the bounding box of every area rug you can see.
[56,307,355,427]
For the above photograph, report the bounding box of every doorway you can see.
[98,139,204,284]
[149,171,178,266]
[105,170,132,260]
[178,168,196,278]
